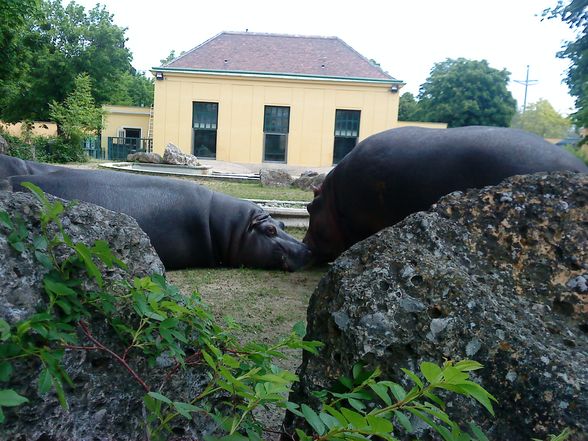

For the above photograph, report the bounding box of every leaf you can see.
[292,321,306,338]
[148,391,172,404]
[420,361,442,383]
[0,211,12,229]
[453,360,484,372]
[454,383,496,416]
[301,404,326,435]
[423,390,445,409]
[393,410,413,432]
[0,389,28,407]
[468,422,490,441]
[401,368,424,388]
[0,362,12,382]
[173,401,201,419]
[370,383,392,405]
[319,411,342,430]
[348,397,366,412]
[74,243,103,287]
[284,401,305,418]
[352,363,364,380]
[341,407,367,428]
[0,319,10,342]
[366,414,394,433]
[35,251,53,269]
[38,368,52,394]
[323,404,348,426]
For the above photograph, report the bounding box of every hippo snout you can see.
[284,243,312,272]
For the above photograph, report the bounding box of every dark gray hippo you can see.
[0,153,62,178]
[304,126,588,263]
[6,167,311,271]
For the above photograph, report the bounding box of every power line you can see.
[513,65,538,114]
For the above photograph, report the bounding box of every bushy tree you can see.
[511,99,572,138]
[0,0,133,122]
[398,92,421,121]
[49,73,103,150]
[544,0,588,131]
[417,58,517,127]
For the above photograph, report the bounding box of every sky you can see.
[70,0,579,115]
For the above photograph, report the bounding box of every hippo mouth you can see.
[279,243,312,272]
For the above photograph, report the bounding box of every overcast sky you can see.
[70,0,578,115]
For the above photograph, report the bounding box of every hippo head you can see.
[234,211,312,271]
[303,183,346,264]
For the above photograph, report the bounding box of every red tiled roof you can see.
[163,32,398,81]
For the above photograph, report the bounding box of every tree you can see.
[49,73,103,147]
[417,58,517,127]
[160,49,185,66]
[0,0,133,122]
[398,92,421,121]
[511,99,572,138]
[544,1,588,130]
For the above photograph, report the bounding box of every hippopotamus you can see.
[0,153,62,178]
[304,126,588,263]
[5,166,311,271]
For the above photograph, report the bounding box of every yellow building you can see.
[151,32,404,166]
[100,105,151,159]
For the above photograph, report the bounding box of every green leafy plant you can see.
[0,184,501,440]
[286,360,496,441]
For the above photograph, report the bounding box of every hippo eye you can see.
[265,225,277,237]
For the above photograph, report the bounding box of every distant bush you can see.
[1,131,86,164]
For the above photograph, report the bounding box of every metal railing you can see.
[107,137,153,161]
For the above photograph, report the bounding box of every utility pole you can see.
[514,65,538,114]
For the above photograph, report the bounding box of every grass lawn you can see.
[190,177,314,202]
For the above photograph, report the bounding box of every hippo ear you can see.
[248,212,270,231]
[312,184,322,197]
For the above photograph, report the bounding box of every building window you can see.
[193,102,218,158]
[333,109,360,164]
[263,105,290,162]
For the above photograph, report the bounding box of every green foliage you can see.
[49,73,104,149]
[0,130,86,163]
[511,99,572,138]
[0,0,132,122]
[417,58,517,127]
[289,360,496,441]
[544,1,588,130]
[0,185,499,440]
[398,92,421,121]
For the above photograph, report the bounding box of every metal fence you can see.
[106,137,153,161]
[82,136,104,159]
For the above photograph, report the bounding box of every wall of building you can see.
[153,72,399,167]
[394,121,448,129]
[0,121,58,137]
[101,105,151,151]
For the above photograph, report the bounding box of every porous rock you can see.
[163,142,200,167]
[127,151,163,163]
[291,170,326,191]
[260,168,293,187]
[0,192,221,440]
[286,172,588,440]
[0,133,8,155]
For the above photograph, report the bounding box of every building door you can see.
[333,109,360,164]
[193,102,218,158]
[263,106,290,162]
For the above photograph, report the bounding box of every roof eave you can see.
[151,66,404,85]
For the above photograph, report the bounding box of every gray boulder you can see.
[163,143,200,167]
[0,133,8,155]
[260,168,293,187]
[127,151,163,163]
[285,172,588,440]
[291,170,326,191]
[0,192,222,440]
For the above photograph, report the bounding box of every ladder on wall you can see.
[147,105,154,141]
